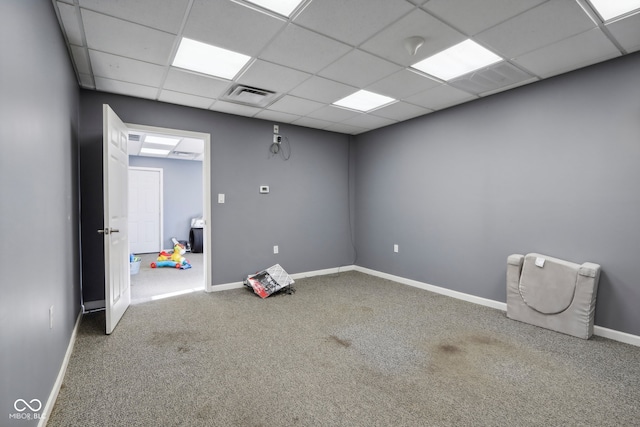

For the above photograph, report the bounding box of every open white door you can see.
[101,105,131,334]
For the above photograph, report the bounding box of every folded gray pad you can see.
[506,253,600,339]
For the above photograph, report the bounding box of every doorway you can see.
[126,123,212,303]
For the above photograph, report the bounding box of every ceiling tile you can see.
[513,28,621,78]
[422,0,547,36]
[259,24,352,74]
[307,105,360,122]
[254,110,301,123]
[318,49,402,88]
[89,50,166,86]
[448,62,534,95]
[163,68,230,98]
[606,12,640,53]
[237,60,311,93]
[360,9,466,66]
[94,77,158,99]
[341,114,397,130]
[475,1,596,58]
[267,95,324,116]
[289,76,357,104]
[365,69,440,100]
[293,0,413,46]
[79,0,190,34]
[210,100,261,117]
[57,2,83,45]
[323,122,368,135]
[159,90,215,109]
[183,0,286,56]
[370,101,431,121]
[70,45,91,74]
[82,10,176,65]
[404,84,477,110]
[291,117,333,129]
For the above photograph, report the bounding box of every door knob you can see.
[97,228,119,235]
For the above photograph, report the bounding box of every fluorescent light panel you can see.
[144,135,180,146]
[411,39,503,81]
[333,90,395,112]
[244,0,305,17]
[588,0,640,20]
[140,148,170,156]
[172,38,251,80]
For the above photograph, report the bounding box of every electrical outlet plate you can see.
[273,245,279,254]
[260,185,269,194]
[273,124,279,134]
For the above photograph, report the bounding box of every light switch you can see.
[260,186,269,194]
[218,193,225,204]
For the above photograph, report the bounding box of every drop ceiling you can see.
[53,0,640,135]
[127,129,205,161]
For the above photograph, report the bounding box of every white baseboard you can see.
[211,265,357,292]
[290,265,355,280]
[593,325,640,347]
[209,281,245,292]
[39,311,82,427]
[353,266,507,311]
[353,265,639,347]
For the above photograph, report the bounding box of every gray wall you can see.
[79,91,354,302]
[0,1,81,425]
[129,156,203,250]
[354,52,640,336]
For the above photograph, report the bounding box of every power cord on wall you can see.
[269,135,291,160]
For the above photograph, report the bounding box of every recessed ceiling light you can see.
[140,148,170,156]
[588,0,640,21]
[333,90,396,112]
[172,37,251,80]
[411,39,503,81]
[144,135,180,146]
[244,0,305,17]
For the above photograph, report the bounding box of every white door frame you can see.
[128,167,163,254]
[126,123,213,292]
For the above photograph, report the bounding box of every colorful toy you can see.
[151,260,181,269]
[150,244,192,269]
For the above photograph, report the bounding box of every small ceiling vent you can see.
[223,84,278,107]
[128,134,141,141]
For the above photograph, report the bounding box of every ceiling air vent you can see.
[223,84,277,107]
[128,134,141,142]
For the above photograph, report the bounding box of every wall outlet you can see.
[49,305,54,329]
[273,124,279,134]
[260,185,269,194]
[394,244,399,253]
[273,245,279,254]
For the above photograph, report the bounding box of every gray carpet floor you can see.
[48,271,640,426]
[130,252,203,304]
